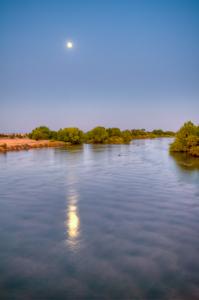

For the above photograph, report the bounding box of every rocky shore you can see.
[0,139,66,153]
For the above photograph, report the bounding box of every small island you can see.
[0,126,175,153]
[170,121,199,157]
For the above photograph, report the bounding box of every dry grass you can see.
[0,138,65,152]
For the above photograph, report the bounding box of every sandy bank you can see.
[0,138,66,153]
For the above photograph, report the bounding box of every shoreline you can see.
[0,137,173,153]
[0,139,66,153]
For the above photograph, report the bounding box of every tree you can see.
[29,126,51,140]
[106,128,121,137]
[152,129,164,136]
[170,121,199,156]
[50,130,58,140]
[122,130,132,143]
[85,127,108,143]
[131,129,148,137]
[57,128,83,144]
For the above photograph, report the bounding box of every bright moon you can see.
[66,41,73,49]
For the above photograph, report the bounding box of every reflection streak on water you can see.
[65,172,81,250]
[67,195,80,239]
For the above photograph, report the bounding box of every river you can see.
[0,138,199,299]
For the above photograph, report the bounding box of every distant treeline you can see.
[170,121,199,157]
[28,126,175,145]
[0,133,27,139]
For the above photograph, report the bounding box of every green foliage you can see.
[29,126,83,144]
[106,136,124,144]
[131,129,147,137]
[106,128,121,137]
[170,121,199,157]
[85,127,108,143]
[152,129,164,135]
[121,130,132,143]
[57,128,83,144]
[85,127,132,144]
[131,128,175,139]
[50,130,58,140]
[28,124,176,146]
[29,126,51,140]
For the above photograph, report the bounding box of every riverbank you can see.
[0,137,173,153]
[0,139,66,153]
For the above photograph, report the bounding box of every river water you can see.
[0,138,199,300]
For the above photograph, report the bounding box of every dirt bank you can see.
[0,139,66,153]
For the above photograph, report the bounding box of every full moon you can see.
[66,41,73,49]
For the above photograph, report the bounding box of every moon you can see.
[66,41,73,49]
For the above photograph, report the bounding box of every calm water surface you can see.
[0,139,199,300]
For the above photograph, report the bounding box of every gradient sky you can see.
[0,0,199,132]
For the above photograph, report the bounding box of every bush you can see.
[57,128,83,144]
[85,127,108,143]
[106,128,122,138]
[170,121,199,156]
[29,126,51,140]
[50,130,58,140]
[121,130,132,143]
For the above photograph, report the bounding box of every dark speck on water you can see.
[0,138,199,300]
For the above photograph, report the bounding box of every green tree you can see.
[106,128,121,137]
[152,129,164,136]
[57,128,83,144]
[29,126,51,140]
[170,121,199,156]
[122,130,132,143]
[50,130,58,140]
[85,127,108,143]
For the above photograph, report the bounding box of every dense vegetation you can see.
[29,126,83,144]
[28,126,175,145]
[170,121,199,157]
[29,126,52,140]
[57,128,84,144]
[84,127,132,144]
[130,129,174,139]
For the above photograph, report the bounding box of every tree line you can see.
[0,133,26,139]
[28,126,175,145]
[170,121,199,157]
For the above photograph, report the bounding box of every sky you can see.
[0,0,198,132]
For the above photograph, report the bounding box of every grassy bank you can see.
[0,139,65,153]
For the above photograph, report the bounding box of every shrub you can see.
[57,128,83,144]
[170,121,199,157]
[122,130,132,143]
[85,127,108,143]
[106,128,122,138]
[29,126,51,140]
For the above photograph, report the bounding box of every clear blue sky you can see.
[0,0,198,132]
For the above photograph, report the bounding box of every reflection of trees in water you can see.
[62,144,84,153]
[170,152,199,171]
